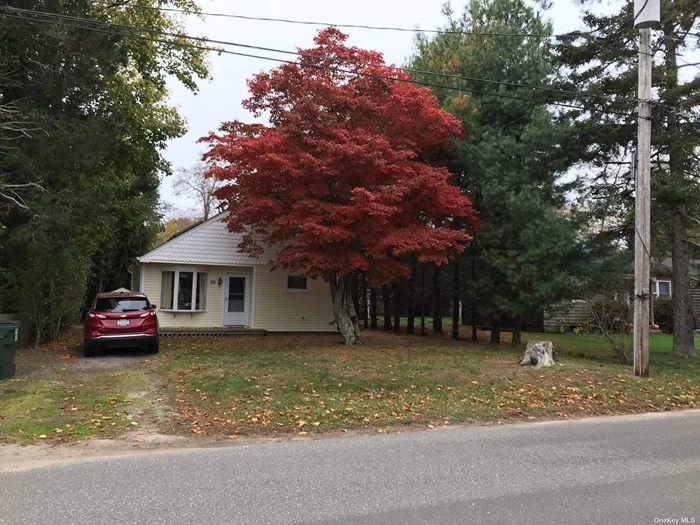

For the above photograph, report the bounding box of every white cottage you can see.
[132,213,335,333]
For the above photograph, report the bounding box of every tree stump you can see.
[520,341,556,369]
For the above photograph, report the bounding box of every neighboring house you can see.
[132,212,336,333]
[543,257,700,332]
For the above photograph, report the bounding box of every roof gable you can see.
[138,213,274,266]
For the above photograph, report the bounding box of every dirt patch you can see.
[69,354,159,372]
[0,419,480,472]
[0,432,194,472]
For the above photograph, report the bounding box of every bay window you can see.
[161,270,208,311]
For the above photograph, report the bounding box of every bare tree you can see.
[0,99,43,209]
[172,162,221,220]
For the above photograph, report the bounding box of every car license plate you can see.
[117,319,130,327]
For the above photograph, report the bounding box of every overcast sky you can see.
[160,0,611,213]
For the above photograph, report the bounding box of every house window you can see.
[161,270,208,311]
[653,280,672,298]
[177,271,194,310]
[286,275,308,291]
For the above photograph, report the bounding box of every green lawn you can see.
[0,336,157,444]
[0,367,152,443]
[159,330,700,437]
[1,329,698,443]
[535,332,700,355]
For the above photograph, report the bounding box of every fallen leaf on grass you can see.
[228,434,238,440]
[130,422,138,426]
[37,434,47,439]
[298,431,308,436]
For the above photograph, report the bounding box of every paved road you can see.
[2,411,700,525]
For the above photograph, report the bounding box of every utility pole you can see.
[632,0,659,377]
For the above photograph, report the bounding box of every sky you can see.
[159,0,613,213]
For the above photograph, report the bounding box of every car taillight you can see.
[139,311,156,318]
[88,313,106,320]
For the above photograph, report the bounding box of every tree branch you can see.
[682,213,700,228]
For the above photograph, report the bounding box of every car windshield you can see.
[94,297,150,313]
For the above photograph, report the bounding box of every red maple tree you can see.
[202,29,477,344]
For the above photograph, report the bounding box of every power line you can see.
[0,8,635,119]
[0,6,611,103]
[0,8,654,124]
[85,0,602,40]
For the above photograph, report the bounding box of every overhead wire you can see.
[0,5,603,101]
[0,5,640,119]
[85,0,606,39]
[0,7,660,122]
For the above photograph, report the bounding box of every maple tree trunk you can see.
[328,273,362,345]
[370,287,378,329]
[382,285,392,331]
[490,316,500,344]
[406,260,416,335]
[432,264,443,334]
[352,272,361,326]
[512,314,522,345]
[392,281,401,333]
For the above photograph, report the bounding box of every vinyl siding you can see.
[253,266,336,332]
[141,263,335,331]
[138,212,275,266]
[142,263,251,328]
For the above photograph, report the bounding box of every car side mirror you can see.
[151,304,157,310]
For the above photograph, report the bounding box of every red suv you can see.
[84,292,159,357]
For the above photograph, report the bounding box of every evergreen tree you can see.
[556,0,700,357]
[0,1,209,342]
[410,0,583,342]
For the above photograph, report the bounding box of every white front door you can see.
[223,274,249,326]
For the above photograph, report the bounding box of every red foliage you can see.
[201,29,477,283]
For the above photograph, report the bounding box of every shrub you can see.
[653,297,673,333]
[585,297,632,360]
[585,298,632,334]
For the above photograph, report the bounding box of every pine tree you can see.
[410,0,583,341]
[556,0,700,357]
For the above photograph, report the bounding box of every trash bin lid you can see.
[0,320,19,327]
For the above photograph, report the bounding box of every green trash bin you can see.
[0,320,19,380]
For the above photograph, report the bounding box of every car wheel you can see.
[83,344,96,358]
[146,343,159,354]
